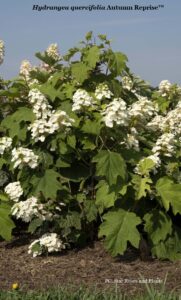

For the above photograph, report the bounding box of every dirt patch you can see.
[0,236,181,295]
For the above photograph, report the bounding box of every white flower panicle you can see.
[4,181,23,202]
[11,196,40,222]
[28,119,50,142]
[147,100,181,137]
[158,80,172,97]
[48,110,74,133]
[122,76,133,91]
[28,89,52,119]
[39,62,54,73]
[176,101,181,109]
[126,134,139,151]
[95,83,113,100]
[11,147,39,169]
[102,98,129,128]
[0,40,5,65]
[28,110,74,142]
[19,60,32,80]
[122,127,140,151]
[152,133,176,157]
[28,233,66,257]
[147,115,164,132]
[46,43,61,61]
[129,95,155,122]
[28,89,74,142]
[159,106,181,136]
[72,89,96,111]
[0,137,12,155]
[28,88,52,141]
[11,196,54,223]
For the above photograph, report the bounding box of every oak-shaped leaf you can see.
[92,151,127,186]
[0,203,15,241]
[156,177,181,214]
[144,210,172,245]
[32,169,63,199]
[98,209,141,256]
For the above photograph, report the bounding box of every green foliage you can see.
[71,62,90,83]
[1,107,35,140]
[83,199,98,222]
[144,210,172,244]
[156,177,181,214]
[0,203,15,240]
[0,32,181,262]
[83,45,100,69]
[39,83,63,102]
[98,209,141,256]
[108,51,128,76]
[152,227,181,261]
[95,181,116,214]
[32,169,63,199]
[136,158,155,176]
[132,175,152,200]
[92,151,127,186]
[28,218,43,234]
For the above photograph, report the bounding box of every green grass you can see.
[0,281,181,300]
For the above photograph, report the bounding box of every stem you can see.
[99,135,110,151]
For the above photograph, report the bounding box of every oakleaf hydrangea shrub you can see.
[0,32,181,260]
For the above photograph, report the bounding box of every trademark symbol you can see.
[159,5,164,9]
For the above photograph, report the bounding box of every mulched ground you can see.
[0,235,181,295]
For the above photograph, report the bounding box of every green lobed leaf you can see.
[47,71,64,87]
[108,51,128,76]
[56,158,70,168]
[0,203,15,241]
[71,62,90,83]
[153,95,170,113]
[83,45,100,69]
[67,135,76,149]
[35,51,59,65]
[38,151,54,168]
[151,227,181,261]
[132,175,152,200]
[59,211,81,230]
[92,150,127,186]
[28,218,43,234]
[30,69,50,83]
[39,83,64,102]
[156,177,181,214]
[98,209,141,256]
[1,107,35,140]
[32,169,63,199]
[83,200,98,222]
[137,158,155,176]
[81,119,102,135]
[144,210,172,245]
[95,181,116,214]
[4,107,35,123]
[82,138,96,150]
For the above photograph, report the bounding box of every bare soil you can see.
[0,235,181,295]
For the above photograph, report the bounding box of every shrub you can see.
[0,32,181,260]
